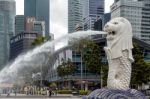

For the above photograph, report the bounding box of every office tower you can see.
[111,0,150,43]
[0,0,16,68]
[68,0,82,33]
[10,32,38,60]
[139,0,150,43]
[15,15,25,35]
[24,17,46,36]
[82,0,104,30]
[24,0,50,36]
[25,17,36,32]
[33,21,45,37]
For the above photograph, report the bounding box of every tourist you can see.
[49,88,52,97]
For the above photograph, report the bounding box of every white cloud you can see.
[50,20,67,39]
[15,0,24,15]
[50,0,68,39]
[105,0,114,13]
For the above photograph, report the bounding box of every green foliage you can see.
[31,37,49,47]
[49,83,57,89]
[72,38,102,74]
[57,90,72,94]
[79,90,89,95]
[102,64,108,87]
[57,58,76,77]
[131,43,150,86]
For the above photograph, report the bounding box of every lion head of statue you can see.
[104,17,134,62]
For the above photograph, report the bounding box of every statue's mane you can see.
[107,17,134,62]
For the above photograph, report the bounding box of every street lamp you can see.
[81,53,83,90]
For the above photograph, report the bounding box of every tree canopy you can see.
[131,43,150,86]
[72,38,102,74]
[57,58,76,78]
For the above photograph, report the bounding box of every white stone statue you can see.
[104,17,134,90]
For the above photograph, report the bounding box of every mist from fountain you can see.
[0,30,106,84]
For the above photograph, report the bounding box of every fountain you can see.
[0,30,106,84]
[86,17,146,99]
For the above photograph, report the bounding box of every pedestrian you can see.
[7,90,10,97]
[49,88,52,97]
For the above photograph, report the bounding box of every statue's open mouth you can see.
[108,31,116,35]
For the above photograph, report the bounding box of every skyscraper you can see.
[33,21,45,36]
[111,0,150,43]
[68,0,104,32]
[15,15,25,35]
[68,0,82,33]
[82,0,104,30]
[10,32,38,60]
[0,0,16,68]
[24,0,50,36]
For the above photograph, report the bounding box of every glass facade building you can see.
[0,0,16,69]
[24,0,50,36]
[82,0,104,30]
[10,32,38,60]
[111,0,150,44]
[68,0,82,33]
[33,21,45,37]
[15,15,25,35]
[68,0,104,32]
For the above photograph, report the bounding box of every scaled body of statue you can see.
[104,17,134,90]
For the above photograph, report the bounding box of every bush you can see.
[57,90,72,94]
[49,83,57,89]
[79,90,89,95]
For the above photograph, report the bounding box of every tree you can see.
[57,58,76,78]
[31,37,49,47]
[56,58,76,89]
[65,58,76,76]
[102,64,108,87]
[72,38,102,74]
[131,43,150,88]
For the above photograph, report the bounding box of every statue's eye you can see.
[113,22,118,25]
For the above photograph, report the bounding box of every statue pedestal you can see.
[83,88,146,99]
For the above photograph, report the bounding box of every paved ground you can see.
[0,96,82,99]
[0,97,82,99]
[0,94,82,99]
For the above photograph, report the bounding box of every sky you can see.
[15,0,114,39]
[16,0,24,15]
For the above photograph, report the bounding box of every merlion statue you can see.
[104,17,134,90]
[85,17,146,99]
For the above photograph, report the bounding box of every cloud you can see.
[15,0,24,15]
[50,0,68,39]
[50,20,67,39]
[105,0,114,13]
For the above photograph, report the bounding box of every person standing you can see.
[49,88,52,97]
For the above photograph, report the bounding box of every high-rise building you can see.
[0,0,16,68]
[68,0,104,32]
[33,21,45,37]
[24,0,50,36]
[82,0,104,30]
[139,0,150,43]
[68,0,82,33]
[111,0,150,43]
[25,17,36,32]
[15,15,25,35]
[9,32,38,60]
